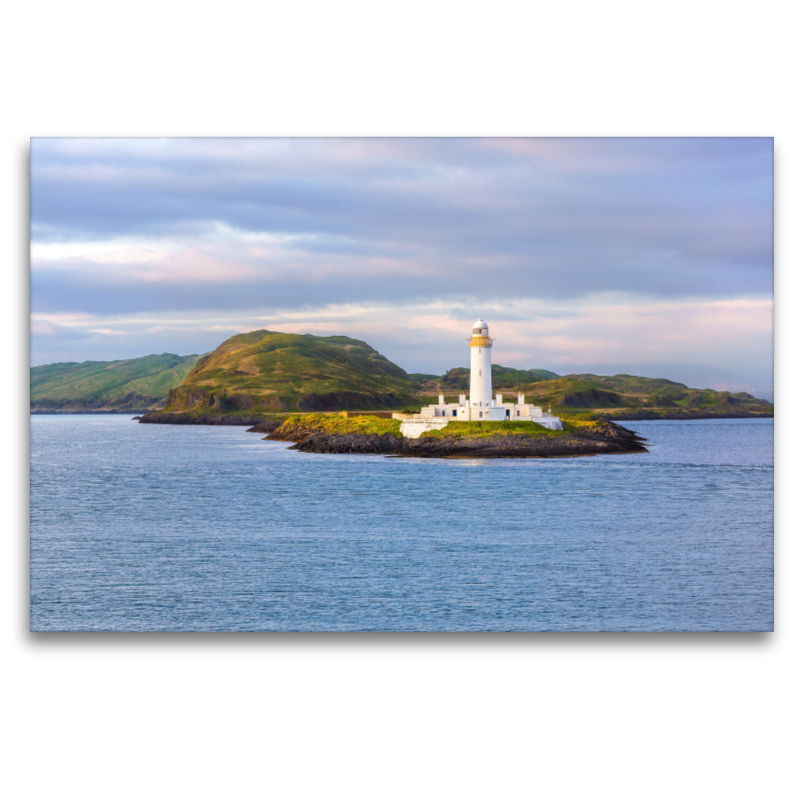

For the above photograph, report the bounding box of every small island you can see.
[263,413,647,458]
[259,319,648,458]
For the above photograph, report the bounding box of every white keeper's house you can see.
[394,319,563,438]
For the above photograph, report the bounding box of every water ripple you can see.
[30,416,773,631]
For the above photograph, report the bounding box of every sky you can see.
[30,137,774,398]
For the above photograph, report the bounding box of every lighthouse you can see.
[400,318,564,433]
[468,319,493,407]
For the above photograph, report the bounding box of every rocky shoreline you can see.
[137,412,270,426]
[132,408,771,427]
[33,408,156,415]
[266,418,648,459]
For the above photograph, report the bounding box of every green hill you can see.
[496,373,773,418]
[412,369,772,419]
[414,365,561,393]
[160,330,417,414]
[30,353,201,412]
[31,333,773,421]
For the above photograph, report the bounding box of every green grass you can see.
[278,413,403,438]
[419,420,571,439]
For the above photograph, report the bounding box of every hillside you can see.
[513,374,773,418]
[158,330,417,415]
[30,353,201,412]
[413,365,561,393]
[32,333,773,421]
[415,370,772,419]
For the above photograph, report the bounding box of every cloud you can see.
[29,137,774,392]
[31,138,773,303]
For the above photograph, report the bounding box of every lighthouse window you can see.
[479,370,481,376]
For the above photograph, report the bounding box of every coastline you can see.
[29,408,773,431]
[127,408,773,426]
[599,410,774,421]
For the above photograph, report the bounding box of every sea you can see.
[29,415,774,632]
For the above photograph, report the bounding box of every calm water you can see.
[30,416,773,631]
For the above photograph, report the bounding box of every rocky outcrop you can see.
[283,432,645,458]
[287,432,406,454]
[164,387,290,413]
[245,420,282,434]
[162,385,408,415]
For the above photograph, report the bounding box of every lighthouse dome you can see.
[472,319,488,334]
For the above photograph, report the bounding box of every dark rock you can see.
[245,420,282,433]
[165,386,210,409]
[269,420,649,459]
[288,433,405,454]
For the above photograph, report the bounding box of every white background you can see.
[4,2,796,798]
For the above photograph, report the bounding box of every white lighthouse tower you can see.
[469,319,493,407]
